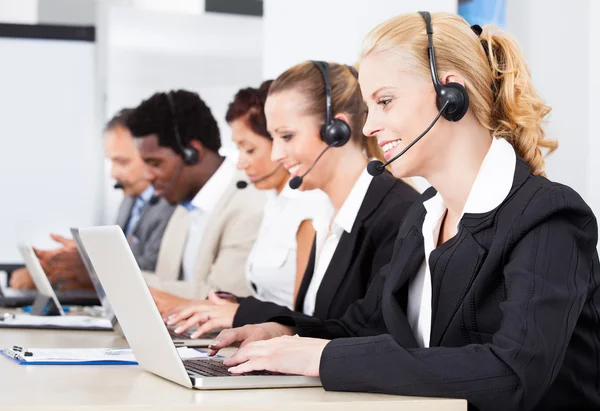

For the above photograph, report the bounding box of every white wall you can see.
[507,0,598,222]
[99,5,263,223]
[0,0,37,23]
[37,0,95,25]
[588,0,600,224]
[507,0,589,194]
[263,0,457,79]
[104,6,263,135]
[0,38,98,262]
[0,0,206,25]
[130,0,204,14]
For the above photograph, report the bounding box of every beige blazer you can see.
[143,170,266,299]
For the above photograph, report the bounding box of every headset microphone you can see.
[288,145,331,190]
[236,165,283,189]
[367,101,448,176]
[113,183,124,190]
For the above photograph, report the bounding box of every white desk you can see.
[0,326,466,410]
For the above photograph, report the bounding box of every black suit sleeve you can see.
[271,262,392,339]
[318,186,598,411]
[233,296,295,327]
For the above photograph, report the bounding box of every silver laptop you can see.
[17,244,65,315]
[10,244,112,331]
[70,227,215,348]
[79,225,321,389]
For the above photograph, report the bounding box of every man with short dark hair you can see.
[127,90,265,313]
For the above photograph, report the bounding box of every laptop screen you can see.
[70,228,117,326]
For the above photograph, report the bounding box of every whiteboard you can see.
[0,37,100,262]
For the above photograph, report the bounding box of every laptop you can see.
[0,244,112,331]
[17,243,64,315]
[71,228,218,348]
[0,261,99,308]
[0,274,37,308]
[79,225,321,389]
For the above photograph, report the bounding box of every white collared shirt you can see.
[303,168,374,315]
[407,137,517,347]
[246,185,332,309]
[182,157,236,282]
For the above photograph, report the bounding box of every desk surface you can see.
[0,325,466,410]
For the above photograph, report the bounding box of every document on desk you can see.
[1,346,209,365]
[0,314,112,330]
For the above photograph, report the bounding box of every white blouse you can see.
[302,168,374,315]
[245,184,332,309]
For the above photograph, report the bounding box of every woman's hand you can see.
[166,292,239,338]
[224,336,329,377]
[208,322,295,356]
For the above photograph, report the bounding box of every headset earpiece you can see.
[312,61,352,147]
[181,146,199,165]
[419,11,470,123]
[437,82,469,122]
[321,118,352,147]
[165,91,199,166]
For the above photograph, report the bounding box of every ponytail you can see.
[482,27,557,176]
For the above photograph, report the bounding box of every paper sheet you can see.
[4,346,208,363]
[0,314,112,329]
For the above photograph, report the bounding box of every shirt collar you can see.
[463,136,516,214]
[423,136,516,217]
[190,157,236,213]
[334,167,374,234]
[138,185,154,203]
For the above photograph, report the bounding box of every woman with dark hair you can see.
[164,80,331,331]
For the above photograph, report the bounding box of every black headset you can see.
[311,61,352,147]
[418,11,469,122]
[165,91,199,165]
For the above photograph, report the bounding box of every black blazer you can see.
[277,159,600,411]
[233,172,419,327]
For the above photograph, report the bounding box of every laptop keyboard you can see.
[184,358,282,377]
[168,328,193,339]
[167,328,220,340]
